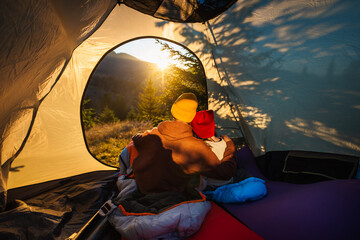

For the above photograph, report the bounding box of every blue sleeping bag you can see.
[203,177,267,203]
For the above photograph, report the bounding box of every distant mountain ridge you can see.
[94,52,158,80]
[84,51,162,119]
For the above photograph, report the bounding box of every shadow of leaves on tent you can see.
[9,165,24,172]
[157,0,360,155]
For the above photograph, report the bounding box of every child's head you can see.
[171,93,198,123]
[190,110,215,139]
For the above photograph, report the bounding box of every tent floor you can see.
[1,170,120,240]
[1,169,263,240]
[1,168,265,240]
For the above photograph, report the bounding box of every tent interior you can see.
[1,0,360,239]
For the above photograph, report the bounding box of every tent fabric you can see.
[256,150,359,183]
[0,0,116,166]
[204,0,360,156]
[122,0,237,23]
[0,0,117,209]
[222,147,360,240]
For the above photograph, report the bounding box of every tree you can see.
[82,98,97,129]
[98,105,118,123]
[126,106,137,120]
[137,77,162,124]
[155,39,208,112]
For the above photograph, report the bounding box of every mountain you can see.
[94,52,154,79]
[83,51,162,119]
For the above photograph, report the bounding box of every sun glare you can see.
[114,38,183,71]
[156,59,169,70]
[154,51,171,70]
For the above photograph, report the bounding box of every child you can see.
[191,110,267,203]
[190,110,233,187]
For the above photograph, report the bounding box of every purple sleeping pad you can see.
[222,147,360,240]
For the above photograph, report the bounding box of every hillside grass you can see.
[84,120,153,167]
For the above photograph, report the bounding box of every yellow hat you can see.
[171,93,198,123]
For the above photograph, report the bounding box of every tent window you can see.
[81,37,208,167]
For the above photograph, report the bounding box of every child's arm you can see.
[201,136,237,180]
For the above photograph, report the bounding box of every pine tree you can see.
[126,106,137,120]
[155,39,208,112]
[82,98,97,129]
[98,105,118,123]
[137,77,161,122]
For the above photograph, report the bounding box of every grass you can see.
[84,120,153,167]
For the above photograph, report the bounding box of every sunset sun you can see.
[156,58,169,70]
[113,38,182,72]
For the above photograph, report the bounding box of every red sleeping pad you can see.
[188,202,263,240]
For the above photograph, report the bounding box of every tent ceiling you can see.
[123,0,237,22]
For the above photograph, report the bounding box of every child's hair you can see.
[190,110,215,139]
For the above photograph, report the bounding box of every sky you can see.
[113,38,188,70]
